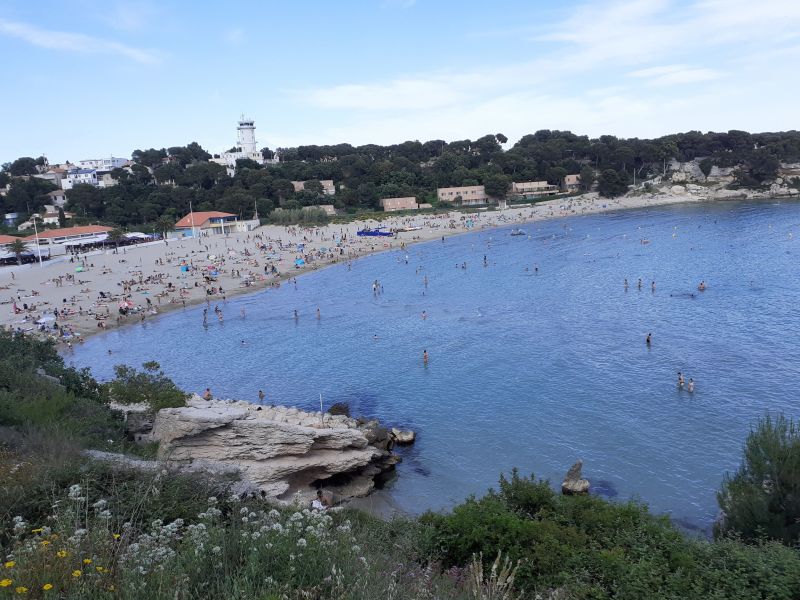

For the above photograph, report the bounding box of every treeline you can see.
[2,129,799,230]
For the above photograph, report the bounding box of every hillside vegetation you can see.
[2,129,800,233]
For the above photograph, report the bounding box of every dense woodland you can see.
[2,129,799,231]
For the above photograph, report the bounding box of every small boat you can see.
[357,227,394,237]
[510,229,526,236]
[397,226,422,232]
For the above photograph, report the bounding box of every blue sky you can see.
[1,0,799,163]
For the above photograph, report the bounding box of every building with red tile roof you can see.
[174,211,240,236]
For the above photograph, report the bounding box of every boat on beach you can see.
[357,227,395,237]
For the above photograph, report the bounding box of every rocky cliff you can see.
[151,396,399,502]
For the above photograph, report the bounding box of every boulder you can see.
[562,460,590,495]
[391,427,416,445]
[151,396,399,502]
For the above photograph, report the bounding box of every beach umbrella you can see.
[295,258,305,266]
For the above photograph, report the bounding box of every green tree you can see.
[155,215,174,240]
[716,414,800,544]
[495,133,508,144]
[107,361,188,412]
[107,228,125,251]
[9,157,39,176]
[57,206,66,228]
[579,165,595,191]
[597,169,629,197]
[699,158,714,180]
[483,173,511,199]
[9,238,27,265]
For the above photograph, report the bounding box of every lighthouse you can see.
[237,115,257,154]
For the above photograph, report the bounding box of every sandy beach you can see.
[0,192,704,344]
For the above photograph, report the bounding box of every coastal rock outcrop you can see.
[151,396,400,501]
[561,460,590,495]
[391,427,416,445]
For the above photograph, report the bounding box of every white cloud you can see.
[629,64,722,86]
[0,18,158,63]
[288,0,799,146]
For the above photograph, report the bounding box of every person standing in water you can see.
[646,332,652,346]
[677,372,685,388]
[423,350,428,363]
[687,378,695,393]
[258,389,265,402]
[624,278,628,290]
[316,307,321,319]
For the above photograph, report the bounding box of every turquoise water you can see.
[69,200,800,530]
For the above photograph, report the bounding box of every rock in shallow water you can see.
[562,459,590,495]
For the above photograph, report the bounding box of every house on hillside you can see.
[291,180,336,195]
[45,190,67,207]
[510,181,559,198]
[437,185,488,206]
[380,197,418,212]
[564,174,581,192]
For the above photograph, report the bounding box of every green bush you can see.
[106,361,187,411]
[716,414,800,544]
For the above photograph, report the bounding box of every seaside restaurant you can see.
[173,211,240,237]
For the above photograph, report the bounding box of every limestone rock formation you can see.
[562,460,590,495]
[151,396,400,502]
[391,427,416,444]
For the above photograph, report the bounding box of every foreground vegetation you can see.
[2,332,799,598]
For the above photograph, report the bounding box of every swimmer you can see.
[624,278,628,289]
[637,278,642,290]
[293,309,298,319]
[698,281,706,291]
[316,307,321,319]
[423,349,429,363]
[241,340,246,345]
[687,378,694,393]
[422,310,427,320]
[677,372,685,388]
[646,332,652,345]
[651,281,656,292]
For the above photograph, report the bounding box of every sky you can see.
[1,0,799,164]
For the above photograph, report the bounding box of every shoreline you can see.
[3,192,796,346]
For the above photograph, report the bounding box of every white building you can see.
[78,157,128,170]
[62,169,98,190]
[211,116,278,175]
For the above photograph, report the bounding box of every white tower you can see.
[237,115,258,154]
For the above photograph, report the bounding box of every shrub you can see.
[716,414,800,544]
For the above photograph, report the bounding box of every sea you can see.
[68,199,800,531]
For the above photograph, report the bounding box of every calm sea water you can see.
[69,200,800,529]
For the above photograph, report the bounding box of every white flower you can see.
[351,545,361,553]
[211,546,221,555]
[297,538,307,547]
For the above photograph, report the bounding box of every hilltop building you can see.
[212,117,279,175]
